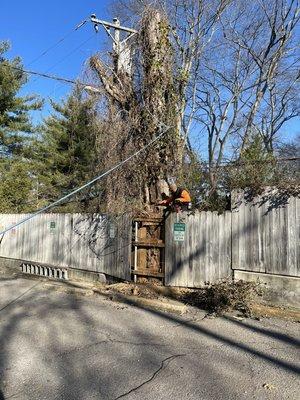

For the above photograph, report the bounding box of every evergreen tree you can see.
[0,41,42,156]
[36,87,100,210]
[0,41,42,212]
[0,160,34,212]
[229,135,276,192]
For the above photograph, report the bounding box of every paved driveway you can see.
[0,278,299,400]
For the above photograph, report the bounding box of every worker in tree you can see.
[158,183,192,212]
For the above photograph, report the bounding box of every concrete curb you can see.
[41,279,188,315]
[102,292,188,314]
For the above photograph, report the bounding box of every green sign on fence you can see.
[49,221,56,234]
[173,222,186,241]
[109,223,116,239]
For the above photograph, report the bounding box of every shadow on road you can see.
[0,278,299,400]
[93,288,300,375]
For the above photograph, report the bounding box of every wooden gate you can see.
[131,216,165,282]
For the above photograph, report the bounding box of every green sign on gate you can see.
[173,222,186,242]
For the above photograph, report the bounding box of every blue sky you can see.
[1,0,299,146]
[1,0,114,119]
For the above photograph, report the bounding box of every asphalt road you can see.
[0,278,299,400]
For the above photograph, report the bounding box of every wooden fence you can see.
[231,191,299,278]
[165,192,299,287]
[0,213,131,280]
[165,211,232,286]
[0,191,298,287]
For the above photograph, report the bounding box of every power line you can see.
[0,126,170,237]
[26,22,88,68]
[30,33,96,85]
[1,65,299,169]
[4,64,97,89]
[209,156,300,169]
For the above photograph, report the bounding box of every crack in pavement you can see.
[46,337,170,360]
[5,390,24,399]
[113,354,186,400]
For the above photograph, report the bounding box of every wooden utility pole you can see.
[90,14,137,75]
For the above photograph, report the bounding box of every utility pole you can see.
[89,14,138,75]
[112,17,120,56]
[76,14,138,93]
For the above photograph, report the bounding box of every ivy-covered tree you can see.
[89,8,183,211]
[36,86,100,210]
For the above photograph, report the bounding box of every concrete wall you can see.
[0,257,22,278]
[234,270,300,308]
[0,256,121,285]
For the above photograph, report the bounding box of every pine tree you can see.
[36,86,100,211]
[0,160,34,212]
[0,41,42,212]
[0,41,42,156]
[229,134,276,192]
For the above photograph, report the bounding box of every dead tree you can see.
[89,8,183,211]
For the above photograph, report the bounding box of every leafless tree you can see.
[193,0,300,191]
[254,69,300,152]
[110,0,233,143]
[222,0,300,152]
[86,0,300,210]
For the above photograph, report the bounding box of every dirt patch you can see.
[250,303,300,322]
[100,282,162,300]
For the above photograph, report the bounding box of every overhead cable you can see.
[3,64,95,89]
[0,126,170,236]
[30,33,96,85]
[26,29,78,67]
[2,64,299,168]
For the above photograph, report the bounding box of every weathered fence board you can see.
[0,190,298,286]
[231,191,300,277]
[0,213,131,280]
[165,211,232,287]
